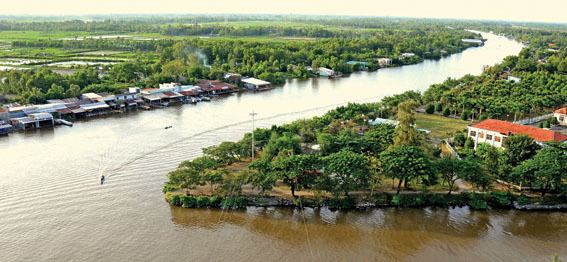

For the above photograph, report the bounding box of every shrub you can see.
[209,196,223,207]
[543,121,550,128]
[373,193,390,206]
[435,103,443,112]
[516,195,532,206]
[540,195,567,205]
[181,196,197,208]
[538,122,544,128]
[442,107,450,117]
[196,196,211,207]
[328,196,355,209]
[399,194,427,207]
[425,104,435,114]
[391,194,401,206]
[489,192,513,208]
[478,114,488,121]
[162,183,178,193]
[169,194,182,206]
[453,132,467,147]
[460,110,470,120]
[467,193,488,210]
[221,196,248,209]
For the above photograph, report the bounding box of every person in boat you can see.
[100,175,105,185]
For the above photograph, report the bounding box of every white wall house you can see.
[318,67,336,77]
[468,119,567,149]
[377,58,392,67]
[242,78,271,90]
[554,107,567,126]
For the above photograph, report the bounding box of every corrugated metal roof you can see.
[242,78,271,86]
[80,102,110,111]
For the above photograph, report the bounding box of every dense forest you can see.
[1,16,479,104]
[423,27,567,120]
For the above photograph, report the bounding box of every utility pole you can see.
[250,110,257,161]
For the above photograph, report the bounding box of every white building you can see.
[317,67,336,77]
[377,58,392,67]
[507,76,521,83]
[468,119,567,148]
[115,88,140,101]
[159,83,182,91]
[401,53,416,58]
[81,93,103,102]
[554,107,567,126]
[242,78,271,91]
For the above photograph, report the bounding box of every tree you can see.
[248,157,278,193]
[380,145,433,194]
[436,156,482,195]
[425,104,435,114]
[272,154,321,197]
[167,168,202,195]
[66,84,81,98]
[503,135,541,166]
[203,168,228,193]
[203,142,242,165]
[161,59,186,81]
[511,147,566,196]
[45,84,65,100]
[435,102,443,112]
[367,156,383,197]
[475,143,509,180]
[392,100,422,147]
[460,110,469,120]
[221,169,251,196]
[322,150,369,196]
[262,133,301,159]
[461,162,491,191]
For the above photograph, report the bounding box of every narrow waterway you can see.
[1,32,564,261]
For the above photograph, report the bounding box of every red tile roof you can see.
[472,119,567,143]
[554,107,567,115]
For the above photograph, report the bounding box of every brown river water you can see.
[1,32,565,261]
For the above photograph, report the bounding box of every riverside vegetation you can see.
[0,15,480,104]
[163,95,567,210]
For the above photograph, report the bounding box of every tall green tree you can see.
[511,147,566,196]
[380,145,432,194]
[322,150,369,196]
[392,100,422,147]
[503,135,541,166]
[273,154,321,197]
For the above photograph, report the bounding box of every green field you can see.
[415,113,470,141]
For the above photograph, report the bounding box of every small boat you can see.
[200,96,211,102]
[55,119,74,127]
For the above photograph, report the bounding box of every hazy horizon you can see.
[1,0,566,23]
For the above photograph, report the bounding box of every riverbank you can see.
[1,30,536,262]
[166,191,567,211]
[0,51,458,137]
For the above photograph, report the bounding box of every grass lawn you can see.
[415,113,470,141]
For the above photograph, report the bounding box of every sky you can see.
[1,0,566,23]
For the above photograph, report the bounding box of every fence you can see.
[513,113,553,125]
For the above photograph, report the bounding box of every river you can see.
[1,32,565,261]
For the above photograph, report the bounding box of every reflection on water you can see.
[169,207,566,261]
[1,32,564,261]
